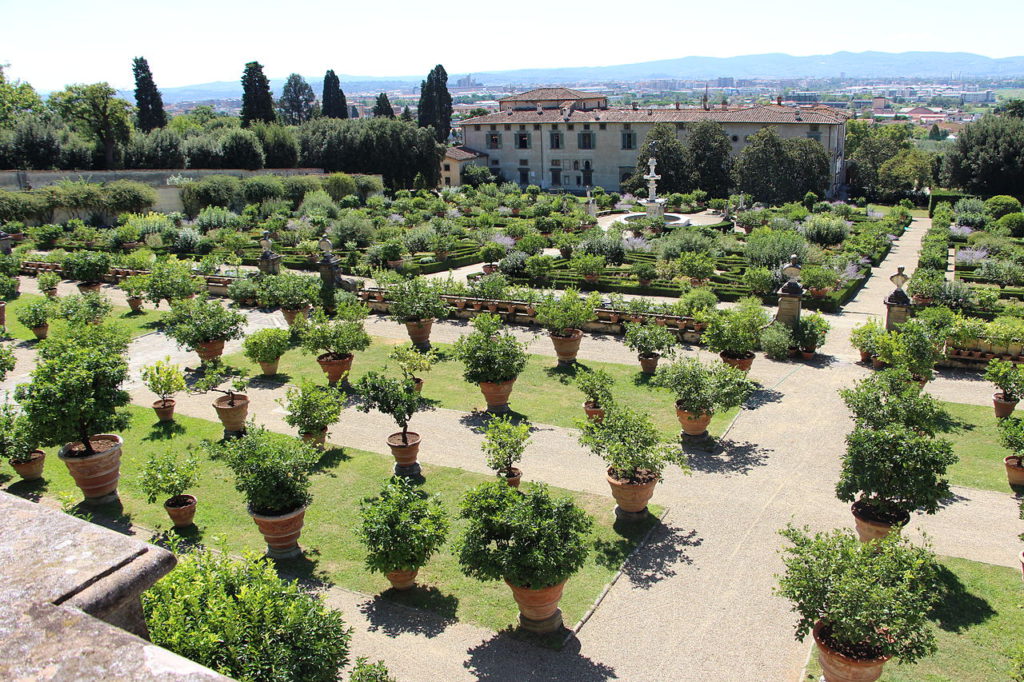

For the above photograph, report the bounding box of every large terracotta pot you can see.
[281,308,308,326]
[638,353,660,375]
[719,351,754,372]
[77,282,102,294]
[813,621,890,682]
[1005,456,1024,487]
[605,468,657,514]
[259,359,280,376]
[504,467,523,488]
[317,353,353,386]
[301,427,328,449]
[212,394,249,432]
[196,339,225,364]
[505,579,566,633]
[250,505,307,558]
[405,319,434,347]
[851,501,909,543]
[994,392,1019,419]
[479,379,516,413]
[583,401,605,422]
[127,296,144,313]
[675,404,712,436]
[550,329,584,365]
[388,431,421,467]
[10,450,46,480]
[386,568,418,591]
[30,324,48,340]
[58,434,124,503]
[164,494,197,528]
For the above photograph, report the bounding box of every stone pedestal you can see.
[394,462,422,478]
[776,291,803,329]
[681,430,718,453]
[318,255,342,291]
[885,298,911,331]
[585,199,598,218]
[519,608,563,634]
[643,200,665,221]
[613,505,650,522]
[257,252,281,276]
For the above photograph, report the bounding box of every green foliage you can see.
[998,416,1024,456]
[742,266,776,296]
[141,356,186,403]
[48,82,132,169]
[0,401,38,463]
[240,61,275,127]
[984,358,1024,402]
[794,313,830,350]
[349,659,396,682]
[997,213,1024,238]
[417,64,453,143]
[357,476,449,573]
[143,547,350,682]
[482,415,530,475]
[630,261,657,282]
[570,252,606,278]
[875,319,943,380]
[118,273,149,298]
[984,195,1021,220]
[534,288,599,335]
[61,250,110,283]
[622,123,689,195]
[455,481,592,589]
[321,70,348,120]
[353,371,423,439]
[260,273,319,310]
[849,318,886,356]
[676,251,716,280]
[300,310,370,358]
[388,343,437,382]
[577,404,684,482]
[735,128,829,204]
[801,214,849,246]
[139,450,198,503]
[131,57,166,132]
[452,313,528,384]
[623,322,677,357]
[760,322,794,360]
[55,292,112,324]
[840,368,951,436]
[282,380,344,434]
[652,357,755,415]
[387,277,449,322]
[945,115,1024,196]
[163,296,246,349]
[278,73,317,125]
[15,298,53,328]
[701,298,770,357]
[242,327,291,364]
[575,369,614,408]
[744,227,808,269]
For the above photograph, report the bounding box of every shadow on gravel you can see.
[458,410,533,433]
[601,524,703,589]
[745,387,784,410]
[687,439,770,475]
[359,587,459,639]
[465,631,616,677]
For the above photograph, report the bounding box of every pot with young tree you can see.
[776,526,941,682]
[840,368,952,438]
[623,321,678,374]
[801,266,840,299]
[300,309,371,386]
[576,368,614,421]
[577,404,688,520]
[795,312,831,359]
[455,481,592,633]
[15,299,54,340]
[874,319,944,385]
[118,274,150,313]
[571,253,606,284]
[380,239,407,270]
[652,358,755,439]
[243,327,291,377]
[144,259,204,308]
[357,476,449,591]
[482,415,530,487]
[354,370,428,476]
[389,343,437,393]
[849,318,885,364]
[62,251,111,293]
[478,240,508,274]
[387,277,450,348]
[282,379,344,449]
[139,450,200,528]
[702,297,769,372]
[190,361,251,435]
[262,273,319,326]
[142,357,186,422]
[677,251,716,286]
[163,296,247,365]
[534,288,600,365]
[36,271,60,299]
[0,402,45,481]
[14,325,131,504]
[631,261,657,288]
[452,313,529,413]
[985,358,1024,418]
[997,417,1024,487]
[56,292,113,326]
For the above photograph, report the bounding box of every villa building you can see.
[455,88,848,196]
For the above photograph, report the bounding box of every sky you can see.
[2,0,1023,91]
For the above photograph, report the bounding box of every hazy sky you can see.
[3,0,1022,90]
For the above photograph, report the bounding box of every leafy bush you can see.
[801,266,840,291]
[353,371,424,444]
[452,313,528,384]
[534,288,599,335]
[800,214,849,246]
[652,358,755,415]
[61,250,110,284]
[349,659,396,682]
[242,328,291,364]
[145,259,203,305]
[299,310,370,358]
[576,369,614,408]
[985,358,1024,402]
[163,296,246,349]
[794,313,830,350]
[0,401,38,464]
[760,322,794,360]
[260,273,319,310]
[387,277,449,322]
[357,476,449,573]
[141,357,186,404]
[849,318,885,356]
[840,368,952,436]
[623,322,677,358]
[985,195,1022,220]
[482,415,530,476]
[744,227,808,269]
[15,299,53,328]
[139,450,198,503]
[997,213,1024,238]
[577,404,684,482]
[702,298,770,357]
[742,266,776,296]
[677,251,716,280]
[56,292,112,324]
[282,380,344,434]
[874,319,943,380]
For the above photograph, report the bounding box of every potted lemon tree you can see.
[482,415,530,487]
[139,450,200,528]
[354,371,428,476]
[282,380,345,448]
[387,277,450,348]
[534,288,600,365]
[163,296,247,365]
[623,322,678,375]
[243,327,292,376]
[300,309,371,386]
[141,357,186,422]
[652,358,755,439]
[453,313,528,413]
[0,402,45,481]
[576,368,614,422]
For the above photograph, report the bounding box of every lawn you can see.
[223,336,740,440]
[939,401,1014,493]
[868,203,930,219]
[803,556,1024,681]
[1,405,663,633]
[2,293,165,341]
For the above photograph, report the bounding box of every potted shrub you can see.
[677,252,716,285]
[455,481,592,633]
[534,288,600,365]
[576,368,614,421]
[209,425,319,558]
[37,271,60,299]
[282,379,344,448]
[801,266,840,298]
[243,327,291,376]
[452,313,528,412]
[14,325,131,503]
[776,526,941,682]
[387,277,450,347]
[837,425,957,541]
[389,343,437,392]
[997,417,1024,487]
[139,450,200,528]
[760,321,795,360]
[623,322,677,374]
[62,251,111,292]
[145,259,204,307]
[56,292,113,326]
[652,358,755,438]
[874,319,943,384]
[577,404,686,519]
[163,296,247,365]
[849,318,885,364]
[190,361,251,434]
[141,357,186,422]
[300,310,371,386]
[354,370,427,475]
[794,313,831,358]
[478,240,508,273]
[262,273,319,325]
[118,274,149,313]
[15,299,54,340]
[380,239,407,269]
[906,270,944,305]
[985,358,1024,418]
[356,476,449,591]
[840,368,951,437]
[570,253,606,284]
[0,402,45,481]
[631,261,657,287]
[482,414,530,487]
[227,276,261,307]
[702,298,769,372]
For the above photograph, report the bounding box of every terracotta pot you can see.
[405,318,434,346]
[387,259,405,270]
[606,469,657,514]
[10,450,46,480]
[994,392,1018,419]
[482,263,497,275]
[809,287,829,299]
[250,505,307,558]
[675,404,712,436]
[801,350,815,360]
[317,353,353,386]
[719,351,754,372]
[505,579,566,632]
[386,568,419,591]
[30,324,48,340]
[77,282,101,294]
[152,399,176,422]
[212,394,249,432]
[387,432,421,467]
[58,434,124,503]
[504,467,522,488]
[638,353,660,375]
[479,379,516,412]
[259,359,280,376]
[851,501,909,543]
[281,308,308,326]
[1005,456,1024,487]
[871,356,884,370]
[43,288,57,299]
[301,427,328,449]
[583,401,605,422]
[550,329,584,365]
[859,350,871,363]
[813,621,890,682]
[583,274,599,283]
[413,377,424,393]
[196,339,225,364]
[127,296,144,313]
[164,494,197,528]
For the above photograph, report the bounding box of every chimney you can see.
[777,95,782,106]
[674,101,680,110]
[536,104,542,114]
[648,108,653,115]
[632,101,638,110]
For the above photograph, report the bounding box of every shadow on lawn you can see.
[144,421,187,441]
[310,446,351,473]
[595,521,703,589]
[464,631,616,677]
[5,476,49,502]
[931,563,995,633]
[275,548,335,588]
[359,586,460,639]
[74,499,136,536]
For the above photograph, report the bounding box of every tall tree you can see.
[417,64,452,142]
[321,70,348,119]
[277,73,316,125]
[1002,99,1024,119]
[132,57,166,132]
[944,115,1024,196]
[400,106,413,122]
[0,65,43,129]
[622,123,689,195]
[240,61,275,127]
[373,93,395,118]
[734,128,829,204]
[48,83,132,169]
[683,120,733,197]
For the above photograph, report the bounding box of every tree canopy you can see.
[132,57,166,132]
[0,65,43,129]
[943,114,1024,196]
[278,73,316,125]
[321,70,348,119]
[417,65,452,143]
[373,93,395,118]
[48,83,132,169]
[734,127,829,204]
[240,61,275,127]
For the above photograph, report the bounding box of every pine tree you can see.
[417,65,452,143]
[400,106,413,122]
[321,69,348,119]
[278,73,316,125]
[373,93,395,118]
[240,61,275,127]
[132,57,166,132]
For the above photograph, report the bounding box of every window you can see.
[519,169,529,185]
[533,124,541,131]
[599,123,606,130]
[519,159,529,166]
[551,160,561,167]
[491,159,499,165]
[573,160,580,170]
[444,177,451,186]
[583,124,590,130]
[489,125,496,131]
[550,132,562,149]
[551,169,561,186]
[486,133,502,149]
[621,131,637,150]
[504,124,511,131]
[474,125,480,131]
[578,132,595,149]
[731,135,739,142]
[567,124,575,130]
[576,175,582,187]
[519,125,526,130]
[515,132,531,149]
[443,163,451,171]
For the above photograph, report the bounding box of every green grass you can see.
[1,405,663,633]
[2,293,165,341]
[224,336,740,440]
[868,204,930,219]
[804,556,1024,681]
[939,401,1014,493]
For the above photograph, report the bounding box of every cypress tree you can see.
[132,57,166,132]
[240,61,275,127]
[400,106,413,122]
[417,75,436,131]
[322,69,348,119]
[417,65,453,143]
[278,73,316,125]
[373,93,395,118]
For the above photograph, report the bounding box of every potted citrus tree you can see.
[139,450,200,528]
[776,526,940,682]
[145,259,203,307]
[701,298,769,372]
[62,251,111,293]
[576,368,614,421]
[389,344,437,392]
[482,414,530,487]
[840,368,950,437]
[874,319,943,384]
[300,309,371,386]
[190,360,251,434]
[0,402,45,481]
[623,322,678,374]
[15,299,54,340]
[794,312,831,359]
[356,476,449,591]
[282,379,344,448]
[262,273,319,326]
[387,277,450,348]
[37,271,60,299]
[985,358,1024,418]
[354,371,427,476]
[243,327,292,376]
[141,357,186,422]
[163,296,247,364]
[455,481,592,633]
[118,274,150,313]
[452,313,528,413]
[534,288,600,365]
[997,417,1024,487]
[849,318,885,364]
[652,358,755,438]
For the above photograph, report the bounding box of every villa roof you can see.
[458,104,848,126]
[499,88,603,103]
[445,146,485,161]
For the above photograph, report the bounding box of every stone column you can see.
[884,266,912,331]
[256,232,281,275]
[775,255,803,329]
